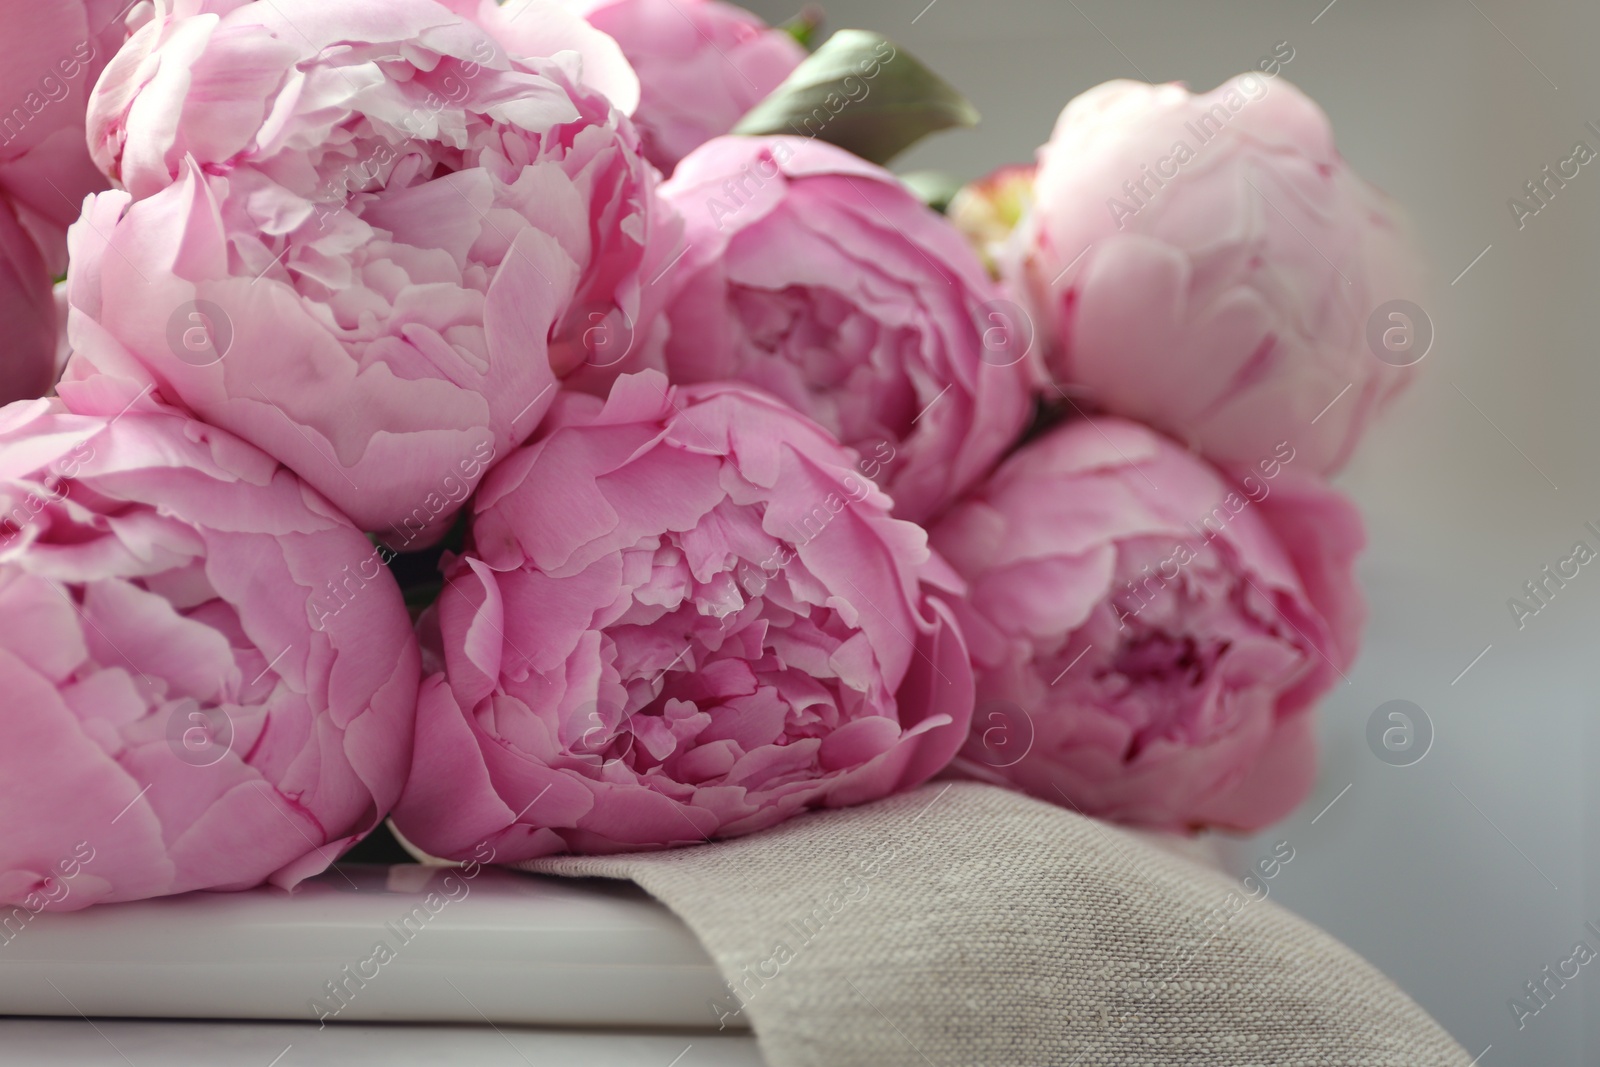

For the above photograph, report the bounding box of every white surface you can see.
[733,1,1597,1063]
[0,865,735,1030]
[0,1020,764,1067]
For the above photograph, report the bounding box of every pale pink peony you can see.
[391,371,974,861]
[653,136,1033,524]
[568,0,806,174]
[62,0,679,542]
[0,0,131,403]
[440,0,641,116]
[0,398,419,911]
[1010,76,1425,476]
[929,417,1364,832]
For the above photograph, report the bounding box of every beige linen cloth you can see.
[521,782,1470,1066]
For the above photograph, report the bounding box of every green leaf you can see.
[897,169,965,214]
[731,29,980,166]
[780,5,824,50]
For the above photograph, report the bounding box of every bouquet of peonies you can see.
[0,0,1422,909]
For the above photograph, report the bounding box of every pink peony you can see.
[1010,76,1425,476]
[440,0,641,116]
[928,416,1364,832]
[0,398,419,911]
[653,136,1033,524]
[569,0,806,174]
[0,203,56,406]
[62,0,679,542]
[391,370,974,861]
[0,0,131,403]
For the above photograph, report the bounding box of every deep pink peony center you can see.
[497,509,892,793]
[727,284,919,462]
[1044,538,1311,755]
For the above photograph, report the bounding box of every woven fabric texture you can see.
[525,782,1468,1067]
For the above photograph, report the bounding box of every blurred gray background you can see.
[739,0,1600,1062]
